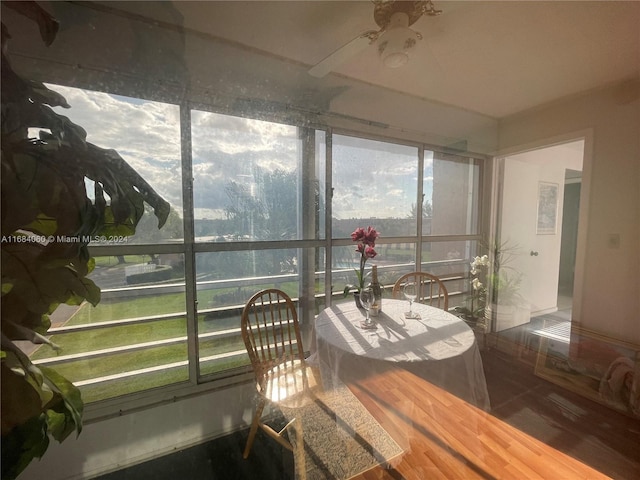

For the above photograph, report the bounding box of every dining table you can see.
[308,299,491,411]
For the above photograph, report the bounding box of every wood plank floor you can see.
[342,350,639,480]
[95,342,639,480]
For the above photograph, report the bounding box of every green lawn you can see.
[45,332,253,403]
[31,254,333,405]
[93,255,149,267]
[68,293,187,325]
[34,279,309,402]
[76,352,251,403]
[69,279,303,325]
[31,317,188,358]
[38,318,254,403]
[77,368,190,403]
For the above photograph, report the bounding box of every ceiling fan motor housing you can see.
[373,1,428,29]
[377,11,420,68]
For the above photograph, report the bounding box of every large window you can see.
[29,87,186,402]
[331,134,482,310]
[32,254,189,403]
[25,87,483,406]
[191,111,327,377]
[45,85,184,244]
[191,111,325,242]
[428,151,481,236]
[332,134,419,237]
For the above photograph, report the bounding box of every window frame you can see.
[37,96,488,421]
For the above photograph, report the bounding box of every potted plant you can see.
[342,226,379,306]
[454,240,523,329]
[485,240,524,315]
[453,255,488,327]
[1,4,170,478]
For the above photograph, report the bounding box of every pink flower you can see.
[344,225,381,294]
[363,226,379,246]
[350,227,366,242]
[351,226,379,246]
[364,246,377,259]
[356,243,377,258]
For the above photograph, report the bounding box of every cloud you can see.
[48,84,183,207]
[331,143,420,219]
[191,110,297,163]
[45,84,439,222]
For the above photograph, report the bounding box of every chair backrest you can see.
[241,289,305,386]
[392,272,449,310]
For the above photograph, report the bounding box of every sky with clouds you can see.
[49,85,183,210]
[49,84,434,222]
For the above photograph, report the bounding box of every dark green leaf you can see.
[23,214,58,236]
[45,410,69,441]
[1,414,49,480]
[1,362,44,434]
[40,366,83,437]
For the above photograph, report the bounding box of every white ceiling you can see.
[97,0,640,119]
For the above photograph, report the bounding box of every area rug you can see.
[281,381,403,480]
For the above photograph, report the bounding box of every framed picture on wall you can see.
[536,181,559,234]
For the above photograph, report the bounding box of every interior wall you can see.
[21,382,257,480]
[497,79,640,343]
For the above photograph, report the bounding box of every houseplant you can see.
[454,240,523,326]
[342,226,379,304]
[485,239,523,310]
[1,3,170,478]
[453,254,488,325]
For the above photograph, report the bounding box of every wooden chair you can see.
[392,272,449,311]
[241,288,322,472]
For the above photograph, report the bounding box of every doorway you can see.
[492,140,584,332]
[558,173,581,311]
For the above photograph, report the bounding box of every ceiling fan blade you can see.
[308,30,378,78]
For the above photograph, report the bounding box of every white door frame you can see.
[489,128,594,326]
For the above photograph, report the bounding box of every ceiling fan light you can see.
[377,13,419,69]
[383,51,409,68]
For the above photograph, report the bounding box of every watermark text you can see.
[1,235,129,245]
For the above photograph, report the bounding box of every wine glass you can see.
[403,282,418,319]
[359,287,375,328]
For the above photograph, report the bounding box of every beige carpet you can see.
[282,382,403,480]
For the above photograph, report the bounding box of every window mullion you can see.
[417,146,425,269]
[325,129,333,307]
[298,127,316,330]
[180,104,200,383]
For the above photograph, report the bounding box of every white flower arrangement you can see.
[455,242,523,323]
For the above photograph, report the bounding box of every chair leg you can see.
[243,398,266,459]
[291,417,306,480]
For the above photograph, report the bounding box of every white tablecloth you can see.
[309,299,490,410]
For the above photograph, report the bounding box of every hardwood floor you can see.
[344,348,640,480]
[98,340,639,479]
